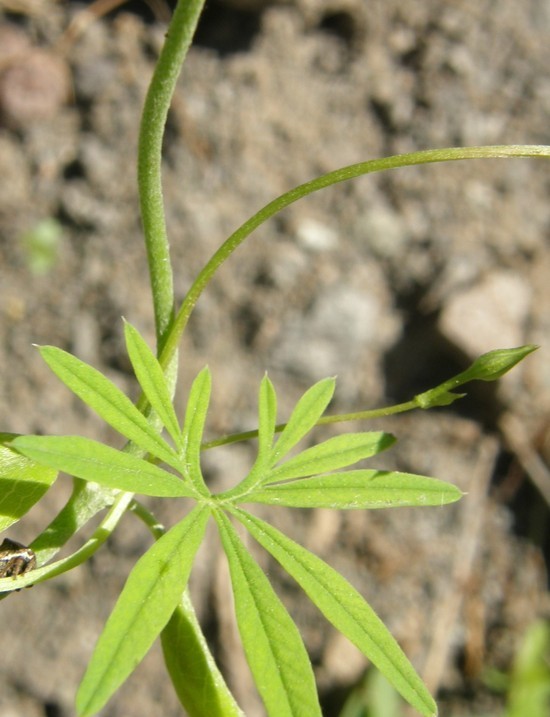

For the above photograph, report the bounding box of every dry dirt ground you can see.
[0,1,549,716]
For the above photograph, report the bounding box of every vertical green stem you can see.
[137,0,206,348]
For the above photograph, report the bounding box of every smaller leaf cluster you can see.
[217,374,460,513]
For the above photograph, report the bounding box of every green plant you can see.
[503,620,550,717]
[483,619,550,717]
[0,1,548,716]
[20,217,63,275]
[337,669,403,717]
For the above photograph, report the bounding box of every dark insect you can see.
[0,538,36,580]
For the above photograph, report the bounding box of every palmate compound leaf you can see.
[123,320,183,451]
[243,469,463,509]
[11,435,196,498]
[231,507,438,717]
[214,510,322,717]
[76,505,210,717]
[38,345,181,471]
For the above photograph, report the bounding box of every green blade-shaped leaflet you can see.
[221,374,278,499]
[257,373,277,461]
[39,345,181,471]
[181,366,211,495]
[232,508,436,717]
[269,377,335,464]
[245,469,463,509]
[214,510,321,717]
[123,320,183,450]
[266,432,395,484]
[11,435,196,498]
[76,505,210,717]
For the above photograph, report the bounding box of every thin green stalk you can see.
[201,399,417,451]
[129,499,166,540]
[138,0,206,347]
[158,144,550,371]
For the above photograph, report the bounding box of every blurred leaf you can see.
[22,217,62,275]
[505,619,550,717]
[0,433,57,532]
[338,669,403,717]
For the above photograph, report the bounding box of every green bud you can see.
[455,345,538,384]
[413,345,537,410]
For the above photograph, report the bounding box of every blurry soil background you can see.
[1,0,550,715]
